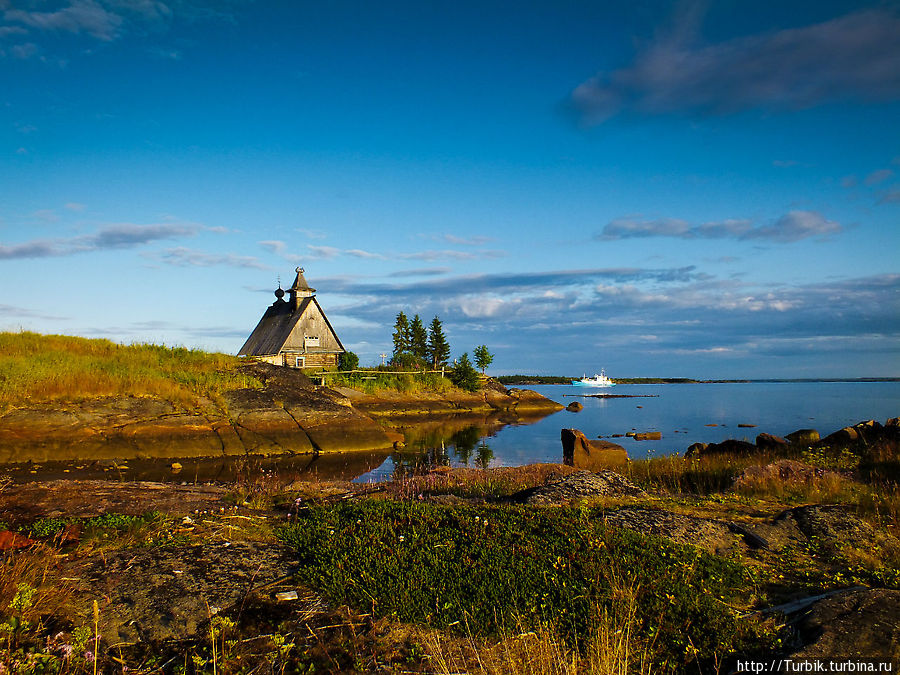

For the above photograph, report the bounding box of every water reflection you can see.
[358,412,521,482]
[4,450,393,485]
[8,408,559,485]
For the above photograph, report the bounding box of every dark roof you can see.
[238,297,309,357]
[238,296,345,357]
[290,268,315,293]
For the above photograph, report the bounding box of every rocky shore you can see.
[0,362,563,463]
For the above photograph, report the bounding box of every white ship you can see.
[571,369,616,387]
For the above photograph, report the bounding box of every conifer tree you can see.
[450,352,480,392]
[473,344,494,375]
[391,311,410,360]
[427,316,451,369]
[410,314,428,363]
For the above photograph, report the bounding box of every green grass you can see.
[328,370,458,395]
[277,500,775,672]
[0,331,261,413]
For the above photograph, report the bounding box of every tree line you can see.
[390,312,494,392]
[391,312,450,370]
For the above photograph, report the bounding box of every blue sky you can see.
[1,0,898,377]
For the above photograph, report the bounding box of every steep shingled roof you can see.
[238,297,311,357]
[238,295,345,357]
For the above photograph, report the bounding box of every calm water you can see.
[356,381,900,481]
[8,381,898,485]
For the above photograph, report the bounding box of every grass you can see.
[0,331,261,414]
[328,370,459,395]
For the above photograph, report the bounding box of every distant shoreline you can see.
[498,375,900,385]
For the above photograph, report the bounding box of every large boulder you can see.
[819,419,897,449]
[561,428,628,470]
[509,470,646,504]
[685,439,756,458]
[685,442,708,457]
[786,428,820,445]
[755,432,788,450]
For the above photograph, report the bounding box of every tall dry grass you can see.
[423,584,652,675]
[0,331,260,413]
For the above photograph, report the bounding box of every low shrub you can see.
[277,501,771,671]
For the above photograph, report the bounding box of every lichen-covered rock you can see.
[509,470,646,503]
[68,541,300,644]
[600,506,749,556]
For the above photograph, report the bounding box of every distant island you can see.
[498,375,900,385]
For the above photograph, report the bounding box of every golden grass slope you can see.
[0,331,260,414]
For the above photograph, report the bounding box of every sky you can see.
[1,0,899,378]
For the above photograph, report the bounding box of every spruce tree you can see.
[391,311,410,360]
[450,352,480,392]
[473,345,494,375]
[427,316,451,369]
[410,314,428,363]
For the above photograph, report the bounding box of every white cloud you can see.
[158,247,268,270]
[743,210,841,242]
[5,1,124,41]
[598,210,841,242]
[0,222,196,260]
[259,240,286,254]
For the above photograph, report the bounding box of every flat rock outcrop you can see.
[66,541,300,644]
[788,588,900,659]
[509,470,646,504]
[0,480,229,524]
[350,383,563,418]
[744,504,900,554]
[601,506,749,556]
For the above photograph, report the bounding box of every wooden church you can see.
[238,268,345,369]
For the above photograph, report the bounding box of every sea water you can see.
[357,381,900,481]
